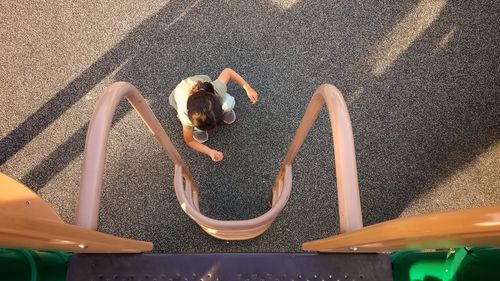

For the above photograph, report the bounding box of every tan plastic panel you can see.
[0,211,152,253]
[0,172,152,253]
[302,206,500,253]
[0,172,63,223]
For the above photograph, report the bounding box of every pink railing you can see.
[75,82,193,230]
[282,84,363,233]
[76,82,362,239]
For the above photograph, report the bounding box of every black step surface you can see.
[67,253,392,281]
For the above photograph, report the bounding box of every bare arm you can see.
[182,126,223,162]
[217,68,259,104]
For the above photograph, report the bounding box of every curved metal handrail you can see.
[278,84,363,233]
[76,82,362,240]
[174,164,292,240]
[76,82,195,229]
[174,83,363,239]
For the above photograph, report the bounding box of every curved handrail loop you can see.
[174,83,363,238]
[76,82,193,230]
[76,82,362,240]
[278,84,363,233]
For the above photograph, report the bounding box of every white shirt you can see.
[170,75,235,127]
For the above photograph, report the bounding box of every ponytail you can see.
[187,88,223,131]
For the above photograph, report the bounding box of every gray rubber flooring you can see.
[1,0,499,253]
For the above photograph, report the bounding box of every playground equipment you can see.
[1,82,499,280]
[76,82,362,239]
[0,172,152,253]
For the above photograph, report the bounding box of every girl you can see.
[169,68,259,162]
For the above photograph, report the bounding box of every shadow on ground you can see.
[3,0,498,252]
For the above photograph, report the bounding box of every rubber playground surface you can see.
[1,0,499,252]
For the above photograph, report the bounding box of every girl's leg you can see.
[192,127,208,143]
[221,93,236,124]
[222,110,236,125]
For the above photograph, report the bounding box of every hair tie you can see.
[199,87,205,92]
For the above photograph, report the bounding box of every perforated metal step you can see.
[67,253,392,281]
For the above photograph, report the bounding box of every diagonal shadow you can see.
[10,0,203,190]
[0,47,130,165]
[0,0,200,166]
[7,0,499,253]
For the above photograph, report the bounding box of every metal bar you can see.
[76,82,360,240]
[173,164,292,240]
[67,253,393,281]
[280,84,363,233]
[76,82,194,230]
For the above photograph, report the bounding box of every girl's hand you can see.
[243,84,259,104]
[209,149,224,162]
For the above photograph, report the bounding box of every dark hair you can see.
[187,82,223,131]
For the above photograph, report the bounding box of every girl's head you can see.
[187,81,223,131]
